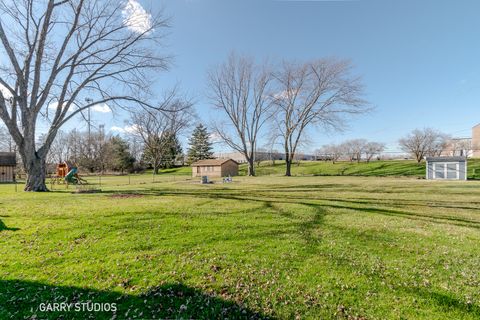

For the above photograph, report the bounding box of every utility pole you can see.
[85,98,93,160]
[85,98,93,141]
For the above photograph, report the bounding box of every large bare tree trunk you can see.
[285,150,292,176]
[23,151,48,192]
[285,161,292,176]
[247,158,255,176]
[19,134,49,191]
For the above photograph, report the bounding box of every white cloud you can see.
[47,101,111,114]
[273,89,299,100]
[110,124,139,134]
[47,101,65,111]
[124,124,139,134]
[110,126,126,133]
[0,84,13,99]
[209,132,223,143]
[92,103,111,113]
[122,0,153,34]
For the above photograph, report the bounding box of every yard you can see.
[0,174,479,319]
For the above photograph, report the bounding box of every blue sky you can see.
[55,0,480,153]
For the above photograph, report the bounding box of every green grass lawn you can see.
[1,175,480,319]
[239,159,480,179]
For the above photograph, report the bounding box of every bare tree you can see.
[44,130,70,164]
[339,139,365,162]
[449,138,472,157]
[426,133,449,157]
[272,59,368,176]
[0,126,16,152]
[0,0,170,191]
[399,128,447,163]
[364,141,385,162]
[316,144,343,163]
[208,53,273,176]
[129,93,194,174]
[351,139,368,163]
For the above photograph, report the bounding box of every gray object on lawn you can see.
[425,157,467,180]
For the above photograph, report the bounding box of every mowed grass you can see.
[1,175,480,319]
[240,159,480,178]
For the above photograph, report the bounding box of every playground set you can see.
[51,161,87,186]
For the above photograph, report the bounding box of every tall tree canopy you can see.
[208,53,273,176]
[272,59,369,176]
[0,0,169,191]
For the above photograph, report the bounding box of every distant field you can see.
[241,159,480,179]
[75,159,480,180]
[1,175,480,319]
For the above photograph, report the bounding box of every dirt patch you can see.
[72,189,102,194]
[110,193,144,199]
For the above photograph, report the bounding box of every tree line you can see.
[316,140,385,163]
[42,121,215,175]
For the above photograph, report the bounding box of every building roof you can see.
[191,158,238,166]
[0,152,16,166]
[426,156,467,162]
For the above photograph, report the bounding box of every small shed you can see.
[426,157,467,180]
[191,159,239,178]
[0,152,16,182]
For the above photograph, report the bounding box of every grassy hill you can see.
[150,159,480,179]
[238,159,480,179]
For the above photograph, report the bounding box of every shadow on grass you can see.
[0,280,271,320]
[319,203,480,230]
[404,287,480,317]
[97,188,480,230]
[0,219,19,232]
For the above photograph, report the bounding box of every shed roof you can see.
[0,152,16,166]
[191,159,238,166]
[426,156,467,162]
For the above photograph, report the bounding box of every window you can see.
[446,163,458,179]
[433,162,459,179]
[434,163,445,179]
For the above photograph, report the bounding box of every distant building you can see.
[191,159,239,178]
[426,157,466,180]
[441,137,472,157]
[440,124,480,158]
[473,124,480,158]
[0,152,16,182]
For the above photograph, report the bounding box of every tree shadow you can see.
[97,188,480,230]
[0,219,19,232]
[318,203,480,230]
[0,279,271,319]
[402,286,480,317]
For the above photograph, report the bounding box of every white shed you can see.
[426,157,467,180]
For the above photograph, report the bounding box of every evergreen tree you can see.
[108,136,135,173]
[160,133,183,169]
[187,124,214,163]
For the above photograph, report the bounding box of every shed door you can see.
[446,163,459,179]
[433,162,459,179]
[434,163,445,179]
